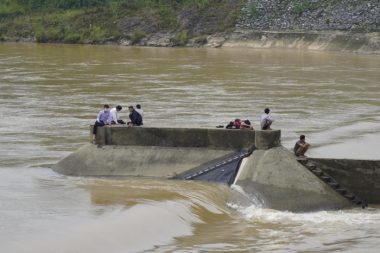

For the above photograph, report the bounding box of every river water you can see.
[0,43,379,252]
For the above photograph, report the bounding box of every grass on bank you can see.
[0,0,243,44]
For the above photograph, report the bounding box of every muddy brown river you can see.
[0,43,379,252]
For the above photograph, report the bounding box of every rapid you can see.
[0,43,379,252]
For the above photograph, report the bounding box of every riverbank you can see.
[1,0,379,53]
[0,0,242,46]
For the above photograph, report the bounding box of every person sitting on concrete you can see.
[127,106,143,126]
[260,108,274,130]
[93,104,111,141]
[109,105,126,125]
[135,104,144,120]
[240,119,254,130]
[226,119,241,129]
[294,135,311,158]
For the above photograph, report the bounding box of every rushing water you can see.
[0,43,379,252]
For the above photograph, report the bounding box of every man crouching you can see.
[127,106,143,126]
[294,135,311,158]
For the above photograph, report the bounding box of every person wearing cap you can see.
[260,108,274,130]
[109,105,126,125]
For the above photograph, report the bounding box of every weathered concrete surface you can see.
[310,158,380,204]
[96,126,256,149]
[53,144,234,177]
[235,146,352,212]
[58,127,258,177]
[55,126,369,211]
[223,30,380,54]
[255,130,281,150]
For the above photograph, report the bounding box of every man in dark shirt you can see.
[294,135,310,158]
[128,106,143,126]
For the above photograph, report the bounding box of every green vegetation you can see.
[0,0,243,45]
[171,30,189,46]
[248,2,260,17]
[292,1,312,16]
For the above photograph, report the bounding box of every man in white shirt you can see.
[135,104,144,119]
[109,105,126,124]
[260,108,274,130]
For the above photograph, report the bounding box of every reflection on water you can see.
[0,43,379,252]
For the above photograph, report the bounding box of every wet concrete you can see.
[234,146,352,212]
[54,127,358,212]
[310,158,380,204]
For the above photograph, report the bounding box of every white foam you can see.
[230,203,380,226]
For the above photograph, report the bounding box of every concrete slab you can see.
[234,146,352,212]
[53,144,234,178]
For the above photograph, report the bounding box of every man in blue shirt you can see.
[92,104,110,141]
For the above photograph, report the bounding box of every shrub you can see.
[46,26,64,41]
[63,30,83,43]
[293,1,311,16]
[172,30,188,46]
[0,0,25,16]
[34,23,47,42]
[249,2,260,17]
[157,5,178,29]
[131,29,146,44]
[89,25,106,41]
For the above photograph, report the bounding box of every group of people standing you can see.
[92,104,144,140]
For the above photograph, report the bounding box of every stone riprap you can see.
[238,0,380,31]
[219,0,380,53]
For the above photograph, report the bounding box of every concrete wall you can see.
[310,158,380,204]
[224,30,380,54]
[255,130,281,149]
[96,126,258,150]
[56,127,279,177]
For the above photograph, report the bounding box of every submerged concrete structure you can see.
[54,126,380,212]
[234,147,351,211]
[56,127,255,177]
